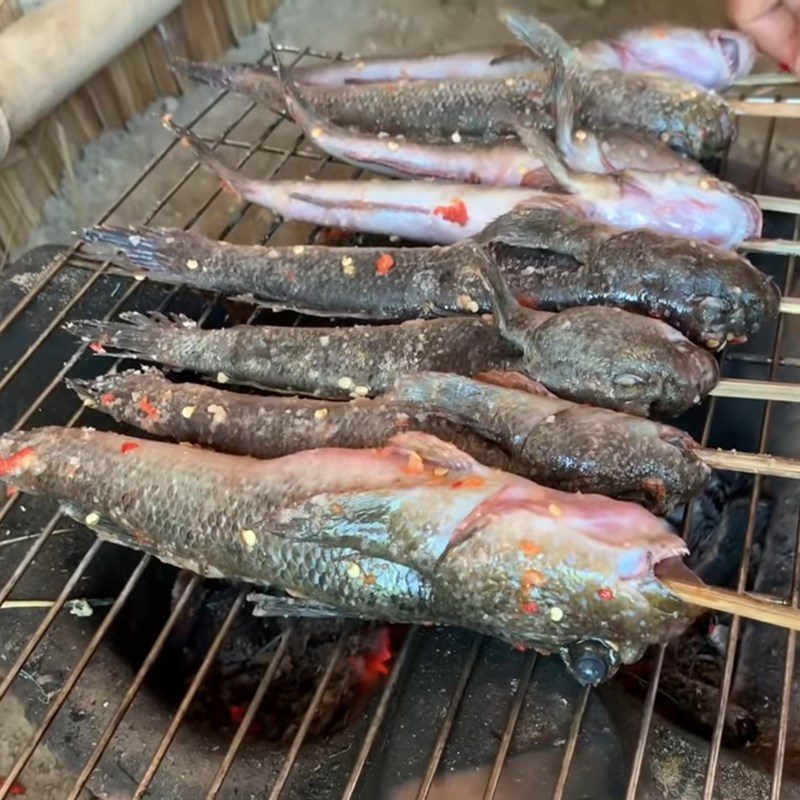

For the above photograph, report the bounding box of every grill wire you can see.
[0,42,797,799]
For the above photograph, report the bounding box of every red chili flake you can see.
[642,477,666,505]
[137,397,159,420]
[0,448,35,478]
[517,296,539,309]
[0,777,25,796]
[514,643,527,652]
[519,540,541,556]
[451,475,485,490]
[6,486,19,498]
[521,568,546,593]
[521,601,539,614]
[433,198,469,226]
[89,341,106,354]
[780,62,791,73]
[375,253,395,276]
[220,178,241,200]
[227,704,263,734]
[121,442,139,455]
[597,587,615,601]
[101,393,116,407]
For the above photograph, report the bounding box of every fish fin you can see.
[61,502,153,551]
[388,372,452,406]
[162,116,254,201]
[246,592,347,619]
[82,225,218,278]
[384,432,480,473]
[66,367,167,407]
[500,11,579,68]
[65,311,191,361]
[474,370,558,397]
[512,123,578,192]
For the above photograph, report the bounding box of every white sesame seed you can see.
[292,245,305,255]
[319,335,330,346]
[353,385,370,397]
[387,141,400,151]
[186,259,199,270]
[314,407,329,420]
[450,131,462,143]
[311,126,323,138]
[129,234,142,246]
[347,561,361,578]
[337,376,354,390]
[549,607,564,622]
[181,405,196,419]
[85,512,100,526]
[241,529,257,548]
[216,372,230,384]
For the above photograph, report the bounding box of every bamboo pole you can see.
[733,73,798,87]
[664,579,800,632]
[780,297,800,315]
[712,378,800,402]
[757,195,800,215]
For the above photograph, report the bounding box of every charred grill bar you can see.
[0,44,798,799]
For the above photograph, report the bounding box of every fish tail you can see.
[65,312,192,361]
[500,11,577,67]
[82,225,212,278]
[162,116,259,201]
[169,55,282,105]
[66,367,164,407]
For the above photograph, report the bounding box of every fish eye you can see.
[562,638,621,686]
[613,372,647,388]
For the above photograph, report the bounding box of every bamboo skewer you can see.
[696,447,800,479]
[728,99,800,118]
[740,239,800,257]
[780,297,800,315]
[733,73,799,87]
[756,195,800,215]
[713,378,800,402]
[663,579,800,632]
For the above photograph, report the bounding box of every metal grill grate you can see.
[0,45,799,800]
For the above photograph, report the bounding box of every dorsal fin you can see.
[474,371,558,398]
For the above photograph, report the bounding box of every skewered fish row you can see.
[0,425,701,685]
[83,207,779,349]
[69,368,709,513]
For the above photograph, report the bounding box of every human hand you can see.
[727,0,800,73]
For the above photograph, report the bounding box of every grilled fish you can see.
[82,208,779,349]
[66,261,719,418]
[171,11,734,160]
[0,425,700,682]
[169,120,758,248]
[68,368,709,513]
[292,28,754,91]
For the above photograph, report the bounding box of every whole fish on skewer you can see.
[69,368,709,513]
[83,207,779,350]
[0,425,701,684]
[170,10,735,160]
[66,251,719,417]
[291,27,754,91]
[273,29,697,186]
[166,117,759,248]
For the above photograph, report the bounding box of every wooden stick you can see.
[663,578,800,632]
[780,297,800,315]
[713,378,800,402]
[733,73,798,87]
[696,447,800,479]
[728,99,800,118]
[740,239,800,257]
[756,195,800,215]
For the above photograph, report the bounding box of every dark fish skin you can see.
[0,425,697,677]
[82,210,779,348]
[170,59,732,160]
[65,302,719,417]
[67,368,708,513]
[67,368,515,473]
[390,371,709,514]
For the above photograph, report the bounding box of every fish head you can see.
[436,481,700,682]
[608,170,762,247]
[612,27,755,90]
[530,306,719,417]
[601,229,780,346]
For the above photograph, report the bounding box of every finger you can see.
[727,0,800,69]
